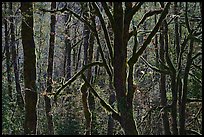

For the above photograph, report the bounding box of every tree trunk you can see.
[107,20,115,135]
[179,39,194,135]
[4,2,13,100]
[10,2,24,110]
[81,4,92,134]
[174,2,180,61]
[113,3,138,135]
[154,2,159,67]
[44,2,56,135]
[88,14,97,135]
[159,22,171,135]
[21,2,38,134]
[93,47,100,82]
[72,23,77,74]
[75,42,82,72]
[64,13,72,80]
[163,19,178,135]
[81,83,92,135]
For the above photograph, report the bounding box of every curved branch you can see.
[140,56,170,74]
[128,2,171,65]
[40,5,96,34]
[54,62,104,101]
[81,73,121,122]
[185,129,202,135]
[137,9,163,28]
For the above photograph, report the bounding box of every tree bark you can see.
[4,2,13,100]
[21,2,38,134]
[164,19,178,135]
[174,2,180,60]
[10,2,24,110]
[81,4,92,134]
[179,39,194,135]
[113,3,138,135]
[88,13,97,135]
[64,13,72,80]
[44,2,56,135]
[159,21,171,135]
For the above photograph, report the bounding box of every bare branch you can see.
[54,62,104,101]
[128,2,171,65]
[137,9,163,28]
[92,2,113,61]
[131,2,144,17]
[40,6,95,34]
[101,2,115,32]
[81,73,121,122]
[140,56,170,74]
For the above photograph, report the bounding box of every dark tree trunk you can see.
[44,2,56,135]
[75,41,82,71]
[164,19,178,135]
[159,22,171,135]
[174,2,180,61]
[81,83,92,135]
[81,4,92,134]
[83,23,90,68]
[21,2,38,134]
[113,3,138,135]
[4,2,13,100]
[154,2,159,67]
[88,14,97,135]
[72,24,77,74]
[107,20,115,135]
[93,47,100,82]
[179,39,194,135]
[9,2,24,110]
[63,13,72,79]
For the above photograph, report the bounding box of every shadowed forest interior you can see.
[2,2,202,135]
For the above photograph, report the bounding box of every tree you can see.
[9,2,25,111]
[4,2,13,100]
[178,2,202,135]
[45,2,170,135]
[2,2,201,135]
[21,2,38,134]
[159,7,171,134]
[44,2,56,135]
[113,2,170,134]
[80,3,93,135]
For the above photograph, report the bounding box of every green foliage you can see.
[188,69,202,98]
[54,113,82,135]
[2,84,24,135]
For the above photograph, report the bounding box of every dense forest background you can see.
[2,2,202,135]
